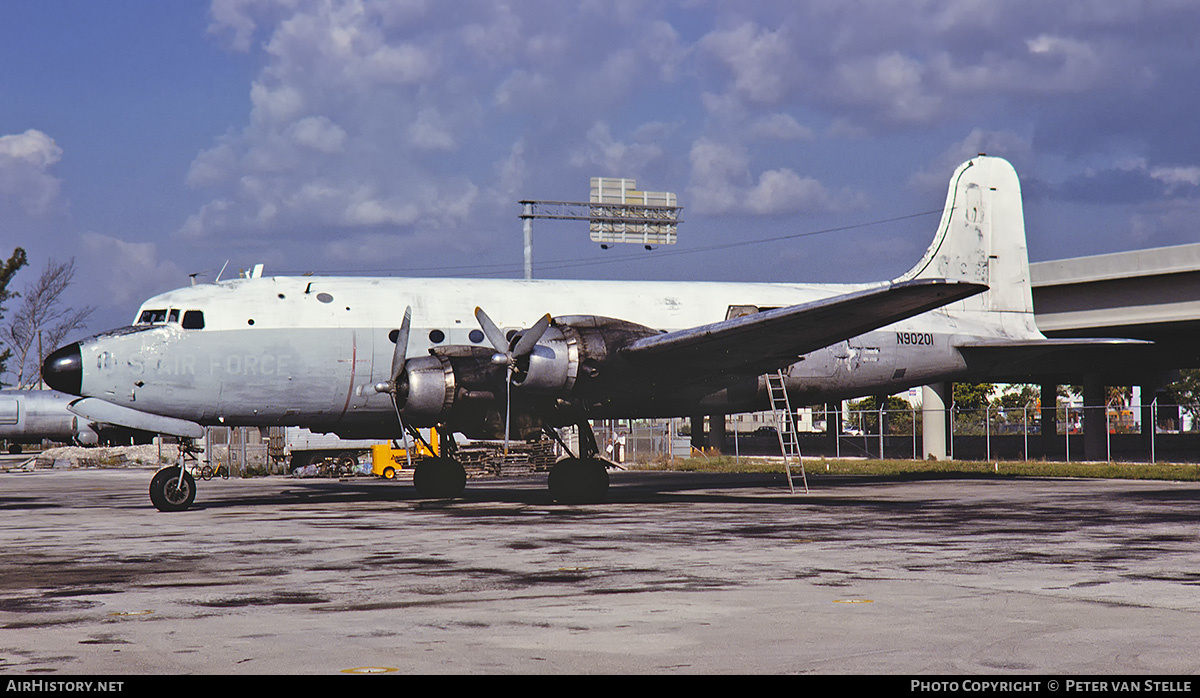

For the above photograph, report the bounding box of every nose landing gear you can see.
[149,438,201,512]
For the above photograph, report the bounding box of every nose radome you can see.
[43,343,82,395]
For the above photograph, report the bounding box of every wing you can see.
[621,278,987,380]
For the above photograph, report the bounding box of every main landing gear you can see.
[408,421,611,504]
[407,428,467,499]
[544,421,610,505]
[412,456,467,499]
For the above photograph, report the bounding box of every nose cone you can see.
[43,343,83,395]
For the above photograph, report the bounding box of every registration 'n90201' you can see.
[896,332,934,346]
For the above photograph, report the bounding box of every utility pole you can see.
[518,178,680,281]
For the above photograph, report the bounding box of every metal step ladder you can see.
[766,370,809,494]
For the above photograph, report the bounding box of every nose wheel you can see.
[149,467,197,512]
[148,438,202,512]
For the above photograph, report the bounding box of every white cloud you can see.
[78,232,187,307]
[568,122,664,175]
[832,52,940,125]
[182,0,1200,278]
[749,113,814,141]
[744,169,836,215]
[699,22,795,105]
[289,115,347,153]
[0,129,63,216]
[909,129,1033,193]
[250,81,305,125]
[688,137,857,216]
[1149,165,1200,190]
[408,108,456,151]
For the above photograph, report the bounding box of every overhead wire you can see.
[272,208,944,278]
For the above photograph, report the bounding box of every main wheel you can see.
[412,457,466,498]
[149,468,197,512]
[335,452,360,476]
[548,457,609,504]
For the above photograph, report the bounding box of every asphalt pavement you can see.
[1,464,1199,676]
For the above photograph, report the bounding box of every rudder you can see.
[896,155,1042,339]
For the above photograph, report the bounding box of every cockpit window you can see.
[168,309,180,323]
[137,309,168,324]
[182,310,205,330]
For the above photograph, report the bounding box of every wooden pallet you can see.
[458,438,558,477]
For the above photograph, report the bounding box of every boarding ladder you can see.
[766,369,809,494]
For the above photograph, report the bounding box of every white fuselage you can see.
[72,275,976,438]
[53,156,1043,441]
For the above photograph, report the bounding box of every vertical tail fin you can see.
[896,155,1044,339]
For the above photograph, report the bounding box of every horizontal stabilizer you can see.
[623,278,987,378]
[68,398,206,439]
[956,337,1157,381]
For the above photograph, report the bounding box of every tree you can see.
[1165,369,1200,428]
[0,247,29,386]
[952,382,995,410]
[4,258,94,389]
[848,395,916,435]
[991,383,1039,411]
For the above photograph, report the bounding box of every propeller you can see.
[474,307,551,457]
[375,306,414,469]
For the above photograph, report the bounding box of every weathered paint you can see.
[53,156,1043,440]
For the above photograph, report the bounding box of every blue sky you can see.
[3,1,1200,339]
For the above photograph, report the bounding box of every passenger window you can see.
[182,311,205,330]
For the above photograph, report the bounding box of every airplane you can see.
[41,155,1114,511]
[0,388,153,453]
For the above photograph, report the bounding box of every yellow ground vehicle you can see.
[371,429,438,479]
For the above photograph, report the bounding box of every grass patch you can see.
[629,456,1200,482]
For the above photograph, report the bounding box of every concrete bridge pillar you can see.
[1040,382,1058,458]
[1083,375,1107,461]
[922,383,949,460]
[690,415,705,451]
[825,402,841,452]
[709,414,727,453]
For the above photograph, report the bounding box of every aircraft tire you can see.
[548,457,609,504]
[335,452,359,475]
[149,468,197,512]
[413,457,466,498]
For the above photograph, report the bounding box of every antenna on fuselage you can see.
[215,260,229,283]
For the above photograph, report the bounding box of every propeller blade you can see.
[389,306,412,385]
[474,306,509,355]
[390,396,413,469]
[511,313,551,357]
[503,364,513,458]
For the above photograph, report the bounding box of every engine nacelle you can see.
[513,315,659,395]
[394,316,660,436]
[512,326,578,393]
[399,354,455,424]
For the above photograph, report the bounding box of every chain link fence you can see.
[828,402,1199,462]
[183,402,1200,473]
